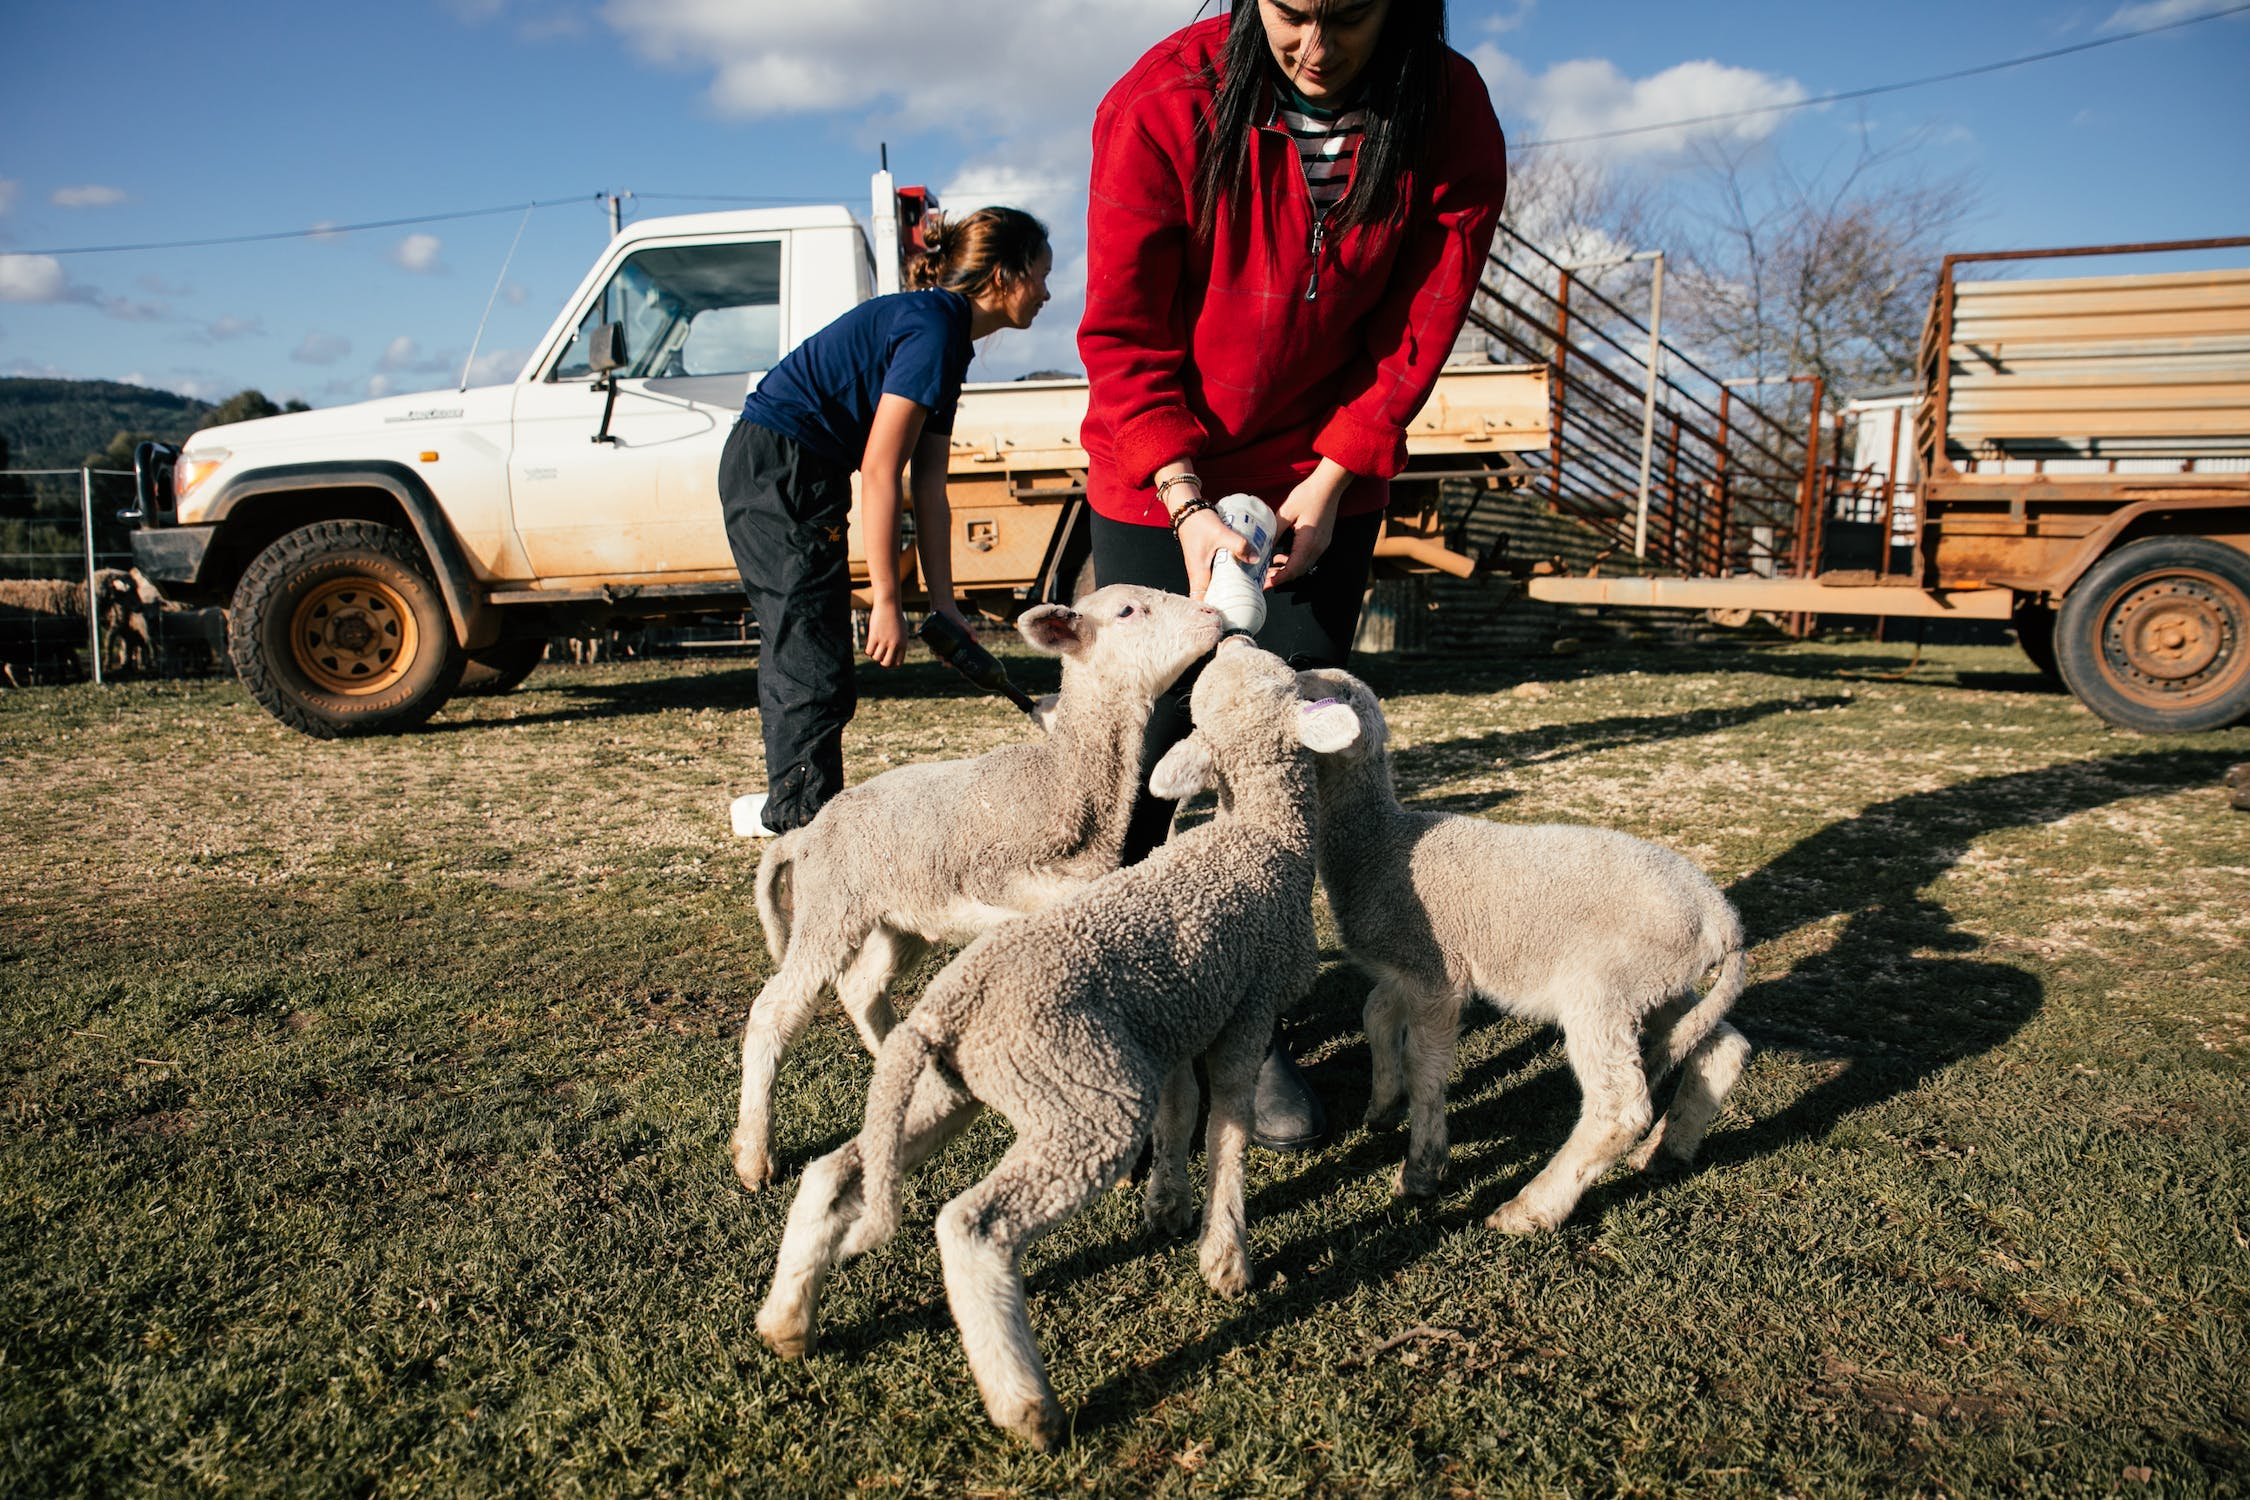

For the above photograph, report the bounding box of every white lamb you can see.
[1301,666,1751,1234]
[755,641,1360,1450]
[731,586,1224,1189]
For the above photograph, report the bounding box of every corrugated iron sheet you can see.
[1945,266,2250,457]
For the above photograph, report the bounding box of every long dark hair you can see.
[903,206,1050,298]
[1191,0,1450,240]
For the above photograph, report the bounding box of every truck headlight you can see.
[174,449,229,504]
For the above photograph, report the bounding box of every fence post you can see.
[81,466,103,686]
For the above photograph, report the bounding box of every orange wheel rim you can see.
[290,575,418,696]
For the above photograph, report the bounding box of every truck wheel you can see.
[2011,597,2060,680]
[457,637,544,696]
[2054,537,2250,734]
[229,520,466,738]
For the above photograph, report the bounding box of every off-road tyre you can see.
[457,637,545,696]
[2011,596,2060,680]
[2054,536,2250,734]
[229,520,466,739]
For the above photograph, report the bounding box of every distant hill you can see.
[0,378,216,472]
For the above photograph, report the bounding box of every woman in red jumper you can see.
[1079,0,1505,1147]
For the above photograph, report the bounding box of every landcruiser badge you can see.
[384,407,465,423]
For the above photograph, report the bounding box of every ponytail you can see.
[903,205,1050,300]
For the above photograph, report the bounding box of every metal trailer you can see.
[1525,237,2250,734]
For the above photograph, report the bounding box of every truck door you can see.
[508,236,785,582]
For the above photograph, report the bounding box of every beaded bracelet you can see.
[1155,472,1203,510]
[1167,496,1219,534]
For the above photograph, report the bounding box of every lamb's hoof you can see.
[732,1137,777,1192]
[1624,1123,1669,1173]
[1362,1096,1406,1130]
[1394,1162,1443,1200]
[997,1396,1067,1452]
[1486,1197,1557,1236]
[755,1307,815,1359]
[1200,1243,1253,1299]
[1143,1191,1198,1239]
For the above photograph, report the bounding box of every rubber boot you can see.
[1251,1037,1328,1152]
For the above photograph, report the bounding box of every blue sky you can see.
[2,0,2245,409]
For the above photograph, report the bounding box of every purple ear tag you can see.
[1301,697,1338,713]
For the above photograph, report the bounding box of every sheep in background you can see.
[757,641,1358,1450]
[1301,666,1751,1234]
[731,585,1224,1190]
[0,572,143,684]
[131,569,223,676]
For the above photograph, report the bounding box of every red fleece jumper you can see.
[1079,17,1507,528]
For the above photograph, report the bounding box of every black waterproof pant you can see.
[1090,507,1381,865]
[720,419,857,833]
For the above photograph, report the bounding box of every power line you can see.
[15,190,860,258]
[1514,0,2250,150]
[14,0,2247,254]
[15,198,599,258]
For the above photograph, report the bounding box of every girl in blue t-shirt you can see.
[721,206,1052,835]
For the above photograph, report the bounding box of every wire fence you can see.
[0,467,145,686]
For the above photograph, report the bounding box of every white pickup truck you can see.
[129,172,1549,738]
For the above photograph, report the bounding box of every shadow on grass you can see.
[1061,747,2239,1429]
[423,657,1062,733]
[1383,693,1858,814]
[1357,638,2056,706]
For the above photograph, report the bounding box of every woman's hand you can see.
[1177,506,1259,600]
[1268,459,1355,586]
[863,601,909,667]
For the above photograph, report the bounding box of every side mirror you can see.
[588,322,626,445]
[587,322,627,377]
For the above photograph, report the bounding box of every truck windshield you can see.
[551,240,783,381]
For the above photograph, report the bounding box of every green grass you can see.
[3,638,2246,1496]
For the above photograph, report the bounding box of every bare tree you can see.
[1463,150,1664,365]
[1668,133,1975,399]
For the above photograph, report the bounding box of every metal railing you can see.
[1468,224,1825,583]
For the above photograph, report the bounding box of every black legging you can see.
[1091,507,1381,864]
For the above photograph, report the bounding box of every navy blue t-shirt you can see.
[741,289,974,468]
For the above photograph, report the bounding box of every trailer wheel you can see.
[2011,597,2060,680]
[457,637,545,696]
[229,520,465,738]
[2054,537,2250,733]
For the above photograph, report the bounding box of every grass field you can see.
[3,636,2246,1497]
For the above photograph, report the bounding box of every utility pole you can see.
[1563,247,1667,560]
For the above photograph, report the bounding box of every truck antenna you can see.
[459,202,535,392]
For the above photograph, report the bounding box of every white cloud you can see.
[603,0,1179,138]
[378,335,455,374]
[294,331,353,365]
[1475,48,1808,158]
[390,233,445,273]
[464,345,529,384]
[202,315,264,341]
[0,179,17,216]
[0,254,72,304]
[368,373,394,398]
[2101,0,2247,30]
[51,184,127,208]
[1479,0,1537,35]
[0,256,162,320]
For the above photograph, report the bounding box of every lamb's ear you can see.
[1016,604,1086,658]
[1149,735,1216,800]
[1296,699,1361,755]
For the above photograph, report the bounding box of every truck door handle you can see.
[964,520,997,552]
